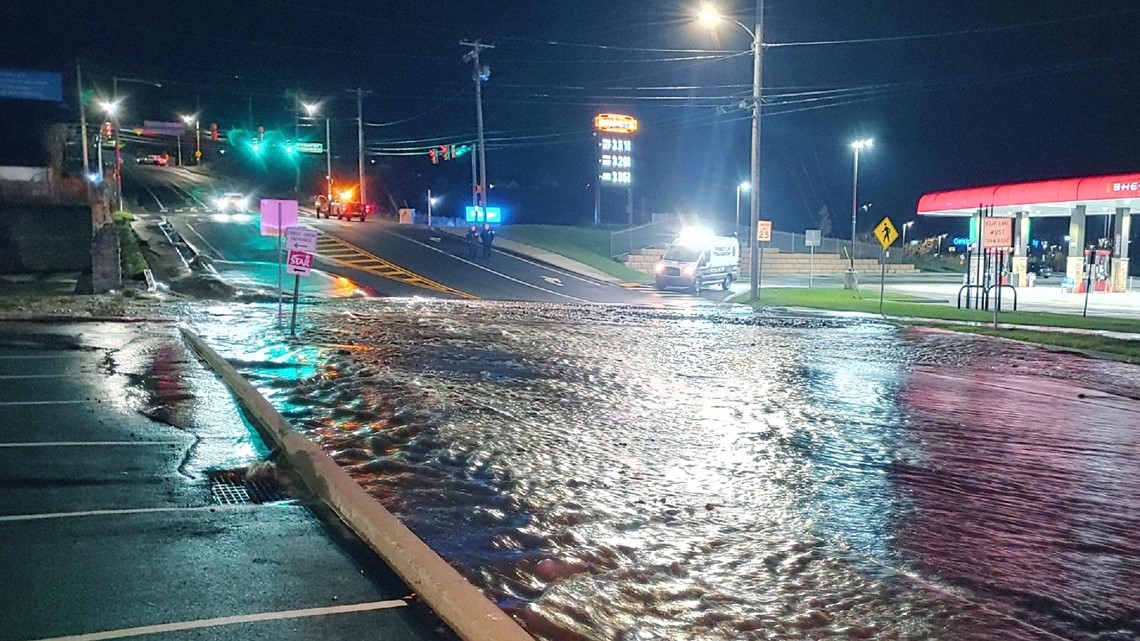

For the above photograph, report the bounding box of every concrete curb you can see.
[179,327,534,641]
[0,313,174,324]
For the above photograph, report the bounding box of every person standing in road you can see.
[480,223,495,259]
[466,225,480,260]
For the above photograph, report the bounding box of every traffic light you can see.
[440,145,452,161]
[428,149,438,164]
[210,123,218,141]
[101,122,114,141]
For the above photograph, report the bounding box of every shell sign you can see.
[594,113,638,134]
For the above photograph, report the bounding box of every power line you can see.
[766,7,1140,48]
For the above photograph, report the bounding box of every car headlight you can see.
[214,198,226,208]
[682,265,696,276]
[654,263,665,274]
[239,198,250,210]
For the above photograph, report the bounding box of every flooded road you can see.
[192,300,1140,641]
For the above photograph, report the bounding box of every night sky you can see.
[3,0,1140,238]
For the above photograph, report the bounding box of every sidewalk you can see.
[0,321,450,641]
[436,227,623,284]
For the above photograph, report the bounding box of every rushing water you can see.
[193,300,1140,641]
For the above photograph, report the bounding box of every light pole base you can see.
[843,269,859,290]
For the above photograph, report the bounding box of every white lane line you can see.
[182,222,228,260]
[0,400,95,407]
[375,228,592,303]
[0,441,184,448]
[25,600,408,641]
[0,503,295,523]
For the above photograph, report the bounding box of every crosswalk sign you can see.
[873,217,899,250]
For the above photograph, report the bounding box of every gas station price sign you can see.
[599,137,632,184]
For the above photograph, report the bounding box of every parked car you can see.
[136,154,169,166]
[1029,263,1053,279]
[315,195,374,221]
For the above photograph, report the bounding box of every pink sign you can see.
[260,199,299,237]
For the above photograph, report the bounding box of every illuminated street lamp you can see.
[99,99,124,213]
[303,102,332,199]
[180,114,200,166]
[735,181,750,231]
[848,138,874,284]
[699,1,764,300]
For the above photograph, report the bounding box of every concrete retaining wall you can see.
[180,328,535,641]
[0,204,92,274]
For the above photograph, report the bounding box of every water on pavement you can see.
[190,300,1140,641]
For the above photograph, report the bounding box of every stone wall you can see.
[0,204,93,273]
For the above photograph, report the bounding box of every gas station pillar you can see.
[1112,207,1131,292]
[1066,205,1087,286]
[1012,211,1030,286]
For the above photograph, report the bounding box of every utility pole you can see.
[352,88,372,205]
[76,64,89,176]
[111,76,123,213]
[462,41,494,219]
[292,91,300,193]
[748,0,764,301]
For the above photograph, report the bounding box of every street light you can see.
[847,137,873,286]
[180,114,200,166]
[303,102,332,199]
[427,190,440,227]
[699,1,763,300]
[735,181,750,231]
[99,99,124,213]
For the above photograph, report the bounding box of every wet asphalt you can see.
[0,322,454,641]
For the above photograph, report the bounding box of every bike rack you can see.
[957,285,987,309]
[985,284,1018,312]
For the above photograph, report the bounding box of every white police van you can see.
[654,229,740,292]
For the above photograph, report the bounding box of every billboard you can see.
[0,69,63,102]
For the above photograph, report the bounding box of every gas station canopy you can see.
[917,172,1140,217]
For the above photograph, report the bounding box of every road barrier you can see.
[181,328,535,641]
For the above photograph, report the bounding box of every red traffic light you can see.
[210,123,219,141]
[428,149,439,164]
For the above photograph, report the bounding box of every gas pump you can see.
[1080,246,1113,293]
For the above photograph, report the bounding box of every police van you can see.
[654,229,740,292]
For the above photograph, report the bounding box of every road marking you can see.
[0,400,95,407]
[182,222,227,260]
[0,503,294,523]
[314,232,477,299]
[24,600,408,641]
[542,276,564,287]
[430,236,441,243]
[377,228,592,303]
[0,374,71,380]
[0,441,183,448]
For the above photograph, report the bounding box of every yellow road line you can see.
[314,232,477,299]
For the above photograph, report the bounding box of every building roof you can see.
[917,172,1140,217]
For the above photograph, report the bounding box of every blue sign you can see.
[952,237,971,246]
[0,69,63,102]
[465,206,502,223]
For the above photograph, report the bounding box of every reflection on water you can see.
[193,301,1140,641]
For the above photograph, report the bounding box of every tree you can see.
[43,123,70,181]
[817,205,832,237]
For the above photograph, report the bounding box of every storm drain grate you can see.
[207,469,286,505]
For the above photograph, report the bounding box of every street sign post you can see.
[284,226,317,336]
[260,199,300,324]
[755,220,773,295]
[873,217,899,313]
[805,229,821,288]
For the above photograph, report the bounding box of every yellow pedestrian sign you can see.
[873,216,899,250]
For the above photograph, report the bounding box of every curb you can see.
[179,327,534,641]
[0,313,174,324]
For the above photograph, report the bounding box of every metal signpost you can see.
[872,217,900,313]
[981,217,1014,327]
[756,220,772,295]
[285,227,317,336]
[805,229,821,288]
[259,199,300,323]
